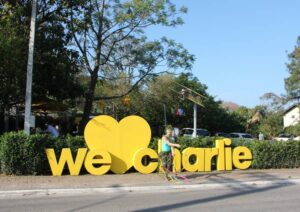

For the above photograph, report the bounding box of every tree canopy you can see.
[60,0,194,131]
[285,36,300,102]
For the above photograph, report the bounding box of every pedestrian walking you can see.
[159,125,180,180]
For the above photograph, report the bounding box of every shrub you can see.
[0,132,29,175]
[0,132,300,175]
[177,136,215,151]
[22,134,56,175]
[250,140,300,169]
[149,137,159,150]
[174,136,300,169]
[0,132,85,175]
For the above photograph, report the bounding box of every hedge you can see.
[150,136,300,169]
[0,133,299,175]
[0,132,85,175]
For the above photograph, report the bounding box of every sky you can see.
[147,0,300,108]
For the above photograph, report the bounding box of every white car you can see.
[182,128,210,137]
[229,133,254,139]
[274,134,294,141]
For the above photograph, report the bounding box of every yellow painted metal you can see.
[233,146,253,170]
[216,139,225,171]
[225,147,233,171]
[157,139,164,173]
[158,139,162,153]
[46,121,253,175]
[204,148,219,172]
[173,148,182,172]
[216,139,233,171]
[84,115,151,174]
[84,149,111,175]
[46,148,87,176]
[182,148,203,172]
[133,148,158,174]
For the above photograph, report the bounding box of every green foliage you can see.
[0,1,83,116]
[177,136,215,151]
[1,132,299,175]
[156,136,300,169]
[234,104,283,139]
[285,36,300,100]
[137,73,246,136]
[0,132,85,175]
[251,141,300,169]
[0,132,39,175]
[179,138,300,169]
[285,123,300,136]
[149,137,159,151]
[61,0,194,131]
[259,113,283,138]
[61,135,86,153]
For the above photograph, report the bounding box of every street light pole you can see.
[24,0,37,134]
[192,103,197,138]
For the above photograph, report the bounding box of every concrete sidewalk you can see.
[0,169,300,193]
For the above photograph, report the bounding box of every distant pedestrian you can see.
[173,127,180,137]
[259,132,264,141]
[45,123,60,138]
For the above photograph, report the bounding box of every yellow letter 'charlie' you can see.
[46,115,252,176]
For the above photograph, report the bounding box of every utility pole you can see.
[24,0,37,134]
[192,103,197,138]
[169,82,205,138]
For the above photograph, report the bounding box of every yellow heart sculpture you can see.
[84,115,151,174]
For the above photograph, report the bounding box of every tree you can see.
[136,73,246,136]
[285,36,300,102]
[259,112,283,139]
[260,92,285,112]
[0,1,83,132]
[63,0,194,132]
[0,1,28,114]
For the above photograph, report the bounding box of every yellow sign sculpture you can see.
[46,115,252,176]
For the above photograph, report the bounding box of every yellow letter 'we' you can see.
[46,148,87,176]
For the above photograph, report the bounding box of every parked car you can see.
[273,134,294,141]
[182,128,210,137]
[229,133,254,139]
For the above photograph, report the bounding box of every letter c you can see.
[133,148,158,174]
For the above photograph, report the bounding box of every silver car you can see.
[182,128,210,137]
[229,133,254,139]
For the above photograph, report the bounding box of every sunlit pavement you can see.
[0,169,300,199]
[1,182,300,212]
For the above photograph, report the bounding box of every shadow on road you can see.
[133,172,295,212]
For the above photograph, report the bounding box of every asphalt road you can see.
[1,183,300,212]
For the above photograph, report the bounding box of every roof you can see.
[284,104,300,115]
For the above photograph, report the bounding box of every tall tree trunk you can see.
[79,0,105,134]
[79,72,98,134]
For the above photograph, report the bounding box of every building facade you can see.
[283,105,300,128]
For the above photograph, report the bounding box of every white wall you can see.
[283,107,300,128]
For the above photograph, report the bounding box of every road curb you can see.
[1,179,300,198]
